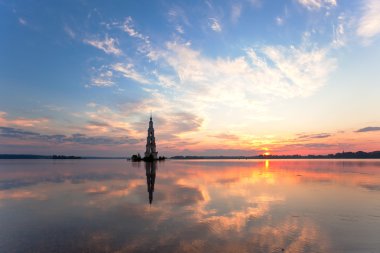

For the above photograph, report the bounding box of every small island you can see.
[131,153,166,162]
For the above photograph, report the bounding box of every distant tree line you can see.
[171,151,380,159]
[0,154,82,159]
[0,154,50,159]
[52,155,81,159]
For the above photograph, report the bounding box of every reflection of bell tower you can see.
[145,162,156,204]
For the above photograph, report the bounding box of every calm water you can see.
[1,159,380,253]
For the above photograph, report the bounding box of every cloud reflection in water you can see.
[1,159,380,252]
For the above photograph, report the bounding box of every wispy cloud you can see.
[154,73,178,88]
[167,6,191,27]
[298,133,331,139]
[209,18,222,32]
[64,25,75,39]
[231,4,242,23]
[332,14,347,48]
[82,104,140,135]
[162,41,335,104]
[89,77,114,87]
[356,126,380,133]
[0,190,45,200]
[168,112,203,134]
[88,69,114,87]
[296,0,337,10]
[0,111,48,127]
[356,0,380,42]
[176,25,184,34]
[84,35,122,56]
[276,17,284,26]
[281,142,337,150]
[112,63,150,84]
[18,17,27,26]
[104,17,158,61]
[210,133,240,140]
[123,16,150,43]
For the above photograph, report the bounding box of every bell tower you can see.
[144,114,158,159]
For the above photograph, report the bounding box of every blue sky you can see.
[1,0,380,156]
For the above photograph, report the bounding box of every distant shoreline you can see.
[0,154,125,159]
[171,151,380,159]
[1,151,380,159]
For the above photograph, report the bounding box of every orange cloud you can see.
[0,190,45,200]
[0,111,49,127]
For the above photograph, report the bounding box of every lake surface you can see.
[1,159,380,253]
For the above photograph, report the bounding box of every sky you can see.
[0,0,380,157]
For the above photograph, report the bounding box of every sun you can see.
[263,152,271,156]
